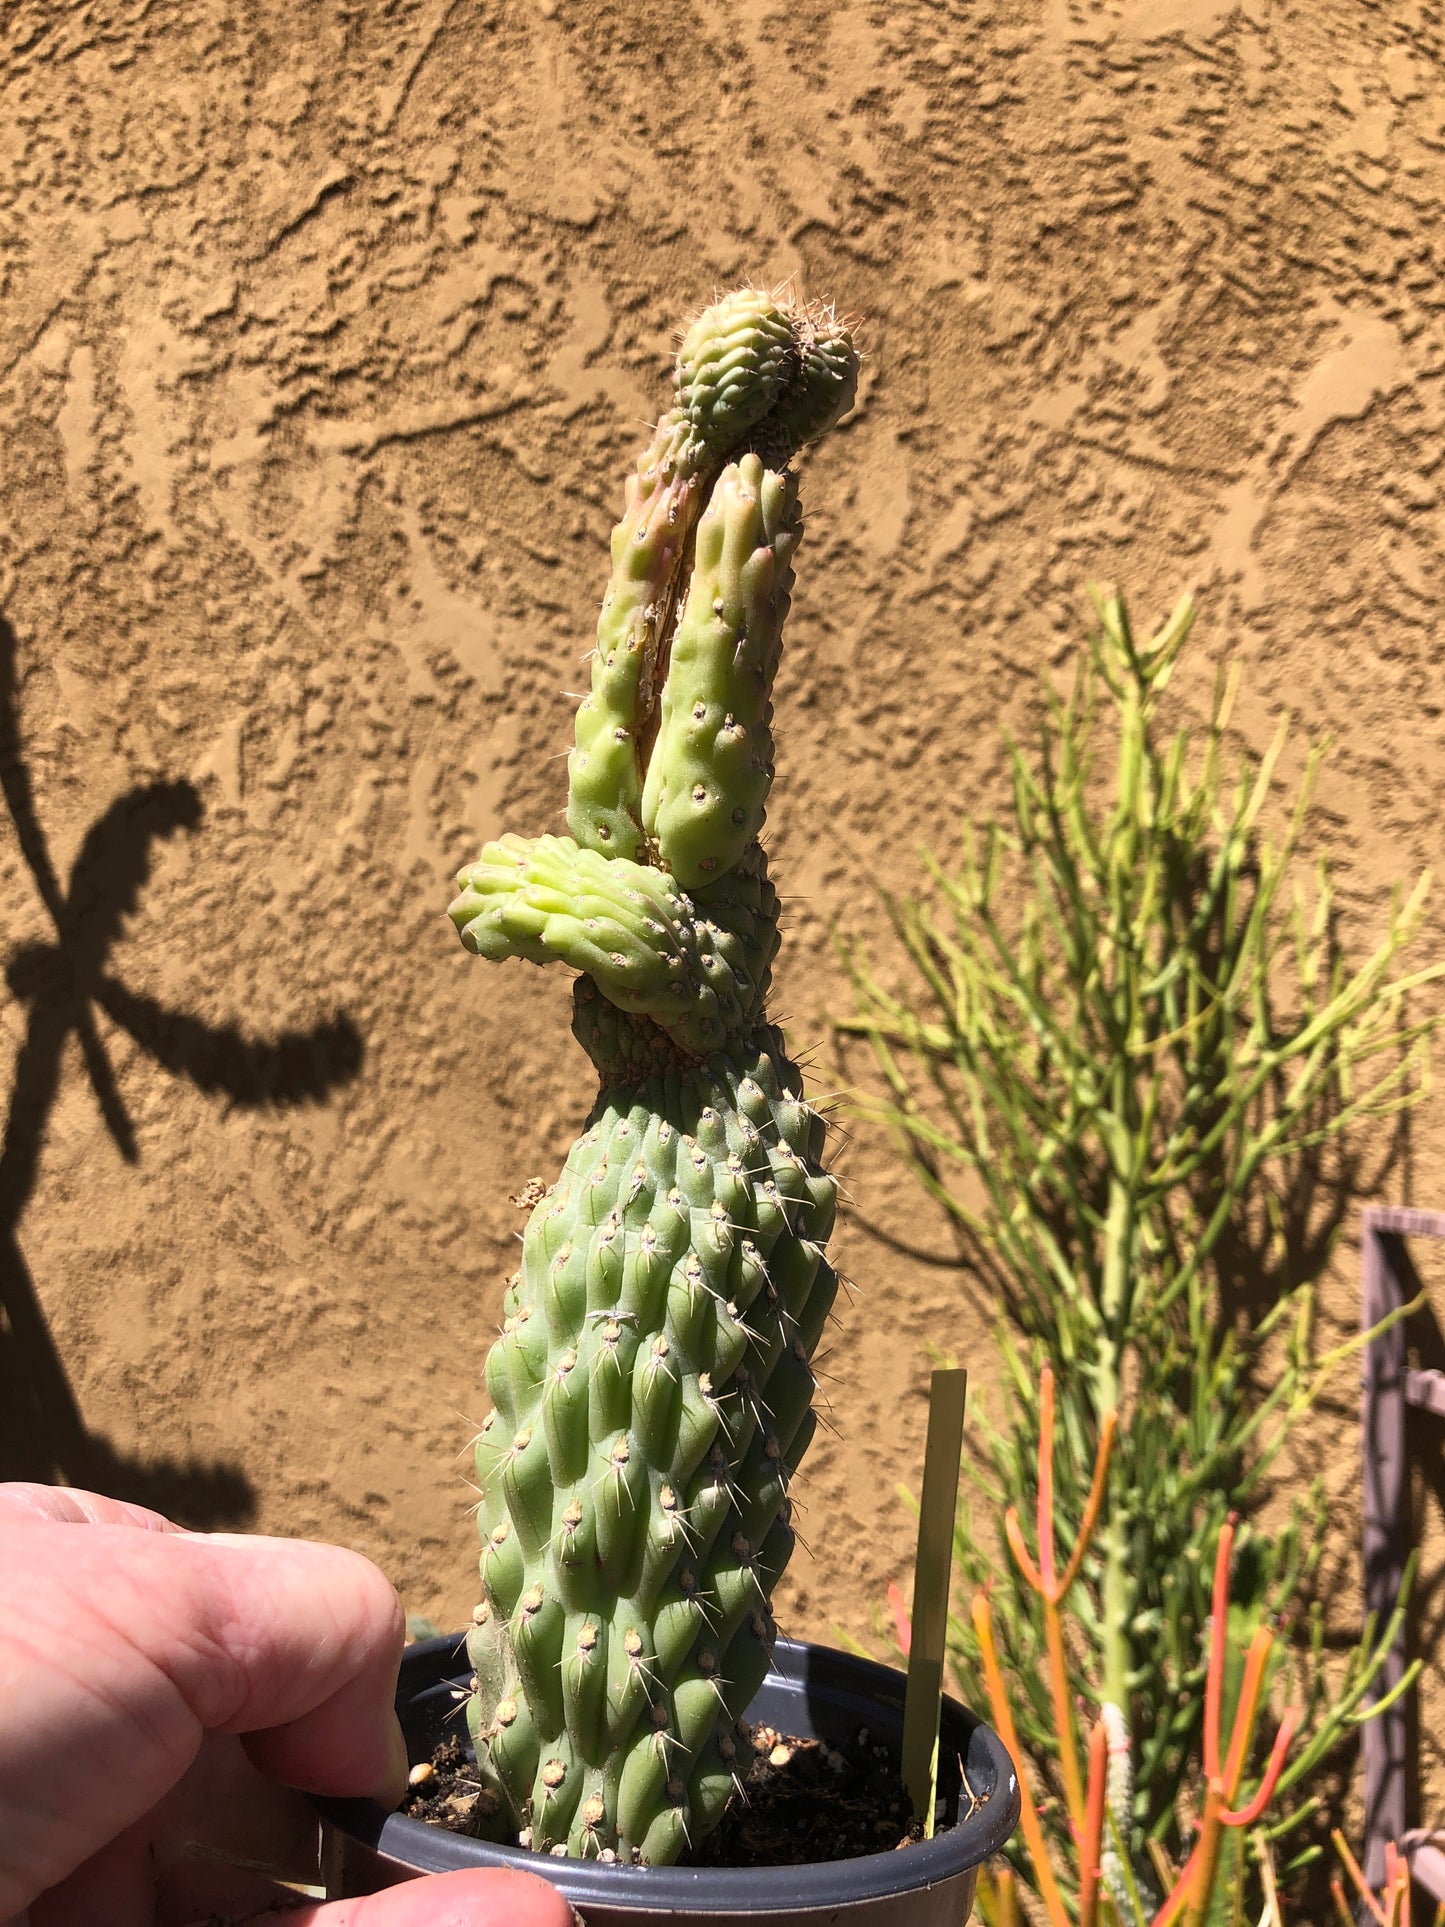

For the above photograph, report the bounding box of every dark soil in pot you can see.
[316,1635,1020,1926]
[403,1707,947,1867]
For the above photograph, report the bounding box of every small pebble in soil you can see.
[401,1719,973,1869]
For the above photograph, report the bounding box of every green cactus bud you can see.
[566,289,856,880]
[567,457,706,861]
[496,1424,553,1558]
[690,1723,746,1839]
[640,455,799,890]
[560,1615,609,1762]
[450,289,855,1864]
[674,287,798,466]
[770,301,859,455]
[450,836,770,1059]
[532,1740,584,1844]
[484,1689,542,1821]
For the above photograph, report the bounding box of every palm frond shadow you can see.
[0,611,364,1527]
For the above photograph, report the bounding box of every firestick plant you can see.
[447,291,858,1865]
[972,1365,1297,1926]
[840,590,1444,1897]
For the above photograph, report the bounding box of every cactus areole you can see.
[447,290,858,1866]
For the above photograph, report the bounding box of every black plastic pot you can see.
[316,1634,1019,1925]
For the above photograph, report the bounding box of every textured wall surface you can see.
[3,0,1444,1826]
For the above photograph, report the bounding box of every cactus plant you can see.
[446,289,858,1866]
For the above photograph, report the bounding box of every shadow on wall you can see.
[0,612,364,1528]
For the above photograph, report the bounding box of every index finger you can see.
[0,1519,408,1918]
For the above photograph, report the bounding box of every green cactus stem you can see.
[450,288,857,1866]
[565,287,855,866]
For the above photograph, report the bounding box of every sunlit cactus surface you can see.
[448,287,858,1865]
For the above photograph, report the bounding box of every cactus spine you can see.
[449,288,857,1865]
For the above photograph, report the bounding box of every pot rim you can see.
[315,1633,1020,1913]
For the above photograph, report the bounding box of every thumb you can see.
[240,1866,578,1927]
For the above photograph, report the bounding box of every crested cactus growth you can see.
[447,288,857,1866]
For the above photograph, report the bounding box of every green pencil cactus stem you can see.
[448,289,857,1865]
[974,1374,1300,1927]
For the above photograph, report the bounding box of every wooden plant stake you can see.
[901,1366,969,1837]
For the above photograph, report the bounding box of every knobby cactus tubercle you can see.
[447,289,859,1865]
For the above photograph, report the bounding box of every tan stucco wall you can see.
[2,0,1443,1833]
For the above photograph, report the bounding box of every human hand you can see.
[0,1484,575,1927]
